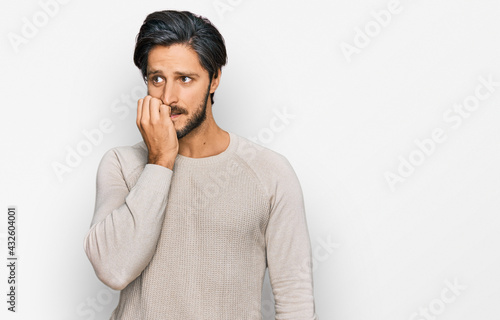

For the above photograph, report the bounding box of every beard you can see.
[174,81,211,139]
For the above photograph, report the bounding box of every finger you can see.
[136,98,144,129]
[141,95,152,124]
[159,104,171,122]
[149,97,161,123]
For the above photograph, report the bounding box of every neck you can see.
[177,106,229,159]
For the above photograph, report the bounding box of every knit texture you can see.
[84,131,318,319]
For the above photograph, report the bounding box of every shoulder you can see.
[98,140,148,185]
[233,133,293,170]
[231,133,300,194]
[113,140,148,167]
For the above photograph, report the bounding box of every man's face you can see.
[146,44,218,139]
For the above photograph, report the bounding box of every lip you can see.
[170,113,182,119]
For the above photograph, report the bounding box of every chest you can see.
[164,164,270,240]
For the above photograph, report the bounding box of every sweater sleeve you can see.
[265,156,319,320]
[83,148,173,291]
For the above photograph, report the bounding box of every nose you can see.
[160,80,179,106]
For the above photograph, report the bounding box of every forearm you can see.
[84,163,173,290]
[268,221,318,319]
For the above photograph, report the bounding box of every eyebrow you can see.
[147,69,200,78]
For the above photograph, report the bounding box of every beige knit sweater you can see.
[84,131,318,319]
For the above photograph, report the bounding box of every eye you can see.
[150,75,164,84]
[180,76,192,83]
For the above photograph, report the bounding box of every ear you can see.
[209,69,221,94]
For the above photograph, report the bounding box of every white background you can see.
[1,0,500,319]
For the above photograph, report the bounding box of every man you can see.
[84,10,318,320]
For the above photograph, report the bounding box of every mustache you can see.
[169,105,186,114]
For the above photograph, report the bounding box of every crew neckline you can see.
[174,131,237,166]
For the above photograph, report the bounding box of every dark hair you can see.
[133,10,227,105]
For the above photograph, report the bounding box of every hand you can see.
[136,95,179,170]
